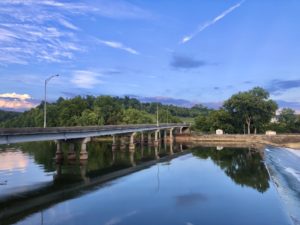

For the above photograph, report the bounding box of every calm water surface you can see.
[0,142,294,225]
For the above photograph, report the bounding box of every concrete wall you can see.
[175,134,300,149]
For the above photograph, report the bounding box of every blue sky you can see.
[0,0,300,111]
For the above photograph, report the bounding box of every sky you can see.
[0,0,300,111]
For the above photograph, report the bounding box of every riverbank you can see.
[175,133,300,150]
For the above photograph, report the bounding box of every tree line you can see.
[0,96,209,128]
[1,87,299,133]
[194,87,300,134]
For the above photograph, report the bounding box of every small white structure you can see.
[216,146,224,151]
[266,130,276,136]
[216,129,224,135]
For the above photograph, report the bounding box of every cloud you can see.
[276,100,300,113]
[0,1,85,64]
[181,1,245,44]
[91,0,152,20]
[0,92,31,100]
[71,70,103,89]
[170,54,210,69]
[267,79,300,94]
[0,93,37,111]
[98,39,139,55]
[0,0,149,65]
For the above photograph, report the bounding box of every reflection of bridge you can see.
[0,123,190,160]
[0,144,189,224]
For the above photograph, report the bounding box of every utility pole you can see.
[156,103,159,127]
[44,74,59,128]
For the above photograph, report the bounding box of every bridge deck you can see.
[0,123,189,145]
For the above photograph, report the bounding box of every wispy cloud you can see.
[181,1,245,44]
[71,70,103,89]
[0,1,86,65]
[0,0,149,65]
[98,39,139,55]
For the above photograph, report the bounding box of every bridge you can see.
[0,123,190,160]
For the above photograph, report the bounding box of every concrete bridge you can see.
[0,123,190,160]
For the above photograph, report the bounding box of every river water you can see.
[0,141,298,225]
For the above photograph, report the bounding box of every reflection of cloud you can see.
[0,151,28,171]
[104,210,138,225]
[175,193,207,206]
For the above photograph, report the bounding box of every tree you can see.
[278,108,297,127]
[122,108,154,124]
[223,87,277,134]
[194,109,234,133]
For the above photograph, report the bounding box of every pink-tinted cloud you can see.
[0,92,37,111]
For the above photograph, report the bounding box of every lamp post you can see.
[156,103,159,127]
[44,74,59,128]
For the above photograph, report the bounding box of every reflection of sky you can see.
[0,150,28,171]
[15,152,291,225]
[0,148,54,197]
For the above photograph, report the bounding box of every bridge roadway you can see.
[0,123,189,145]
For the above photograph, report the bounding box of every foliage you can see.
[0,95,206,127]
[0,110,21,123]
[195,110,235,133]
[223,87,277,134]
[122,108,154,124]
[265,108,300,133]
[195,87,280,134]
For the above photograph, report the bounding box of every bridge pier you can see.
[179,127,183,134]
[80,137,90,160]
[120,136,127,150]
[67,143,76,160]
[140,132,144,144]
[163,130,167,142]
[112,135,117,151]
[129,132,137,151]
[169,128,174,142]
[147,133,152,144]
[154,130,160,146]
[55,140,63,162]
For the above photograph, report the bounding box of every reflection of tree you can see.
[192,148,270,193]
[17,141,56,172]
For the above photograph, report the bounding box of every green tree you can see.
[224,87,277,134]
[122,108,154,124]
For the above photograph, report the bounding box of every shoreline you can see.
[175,134,300,150]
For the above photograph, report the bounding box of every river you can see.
[0,141,298,225]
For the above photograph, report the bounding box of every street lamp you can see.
[44,74,59,128]
[156,103,159,127]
